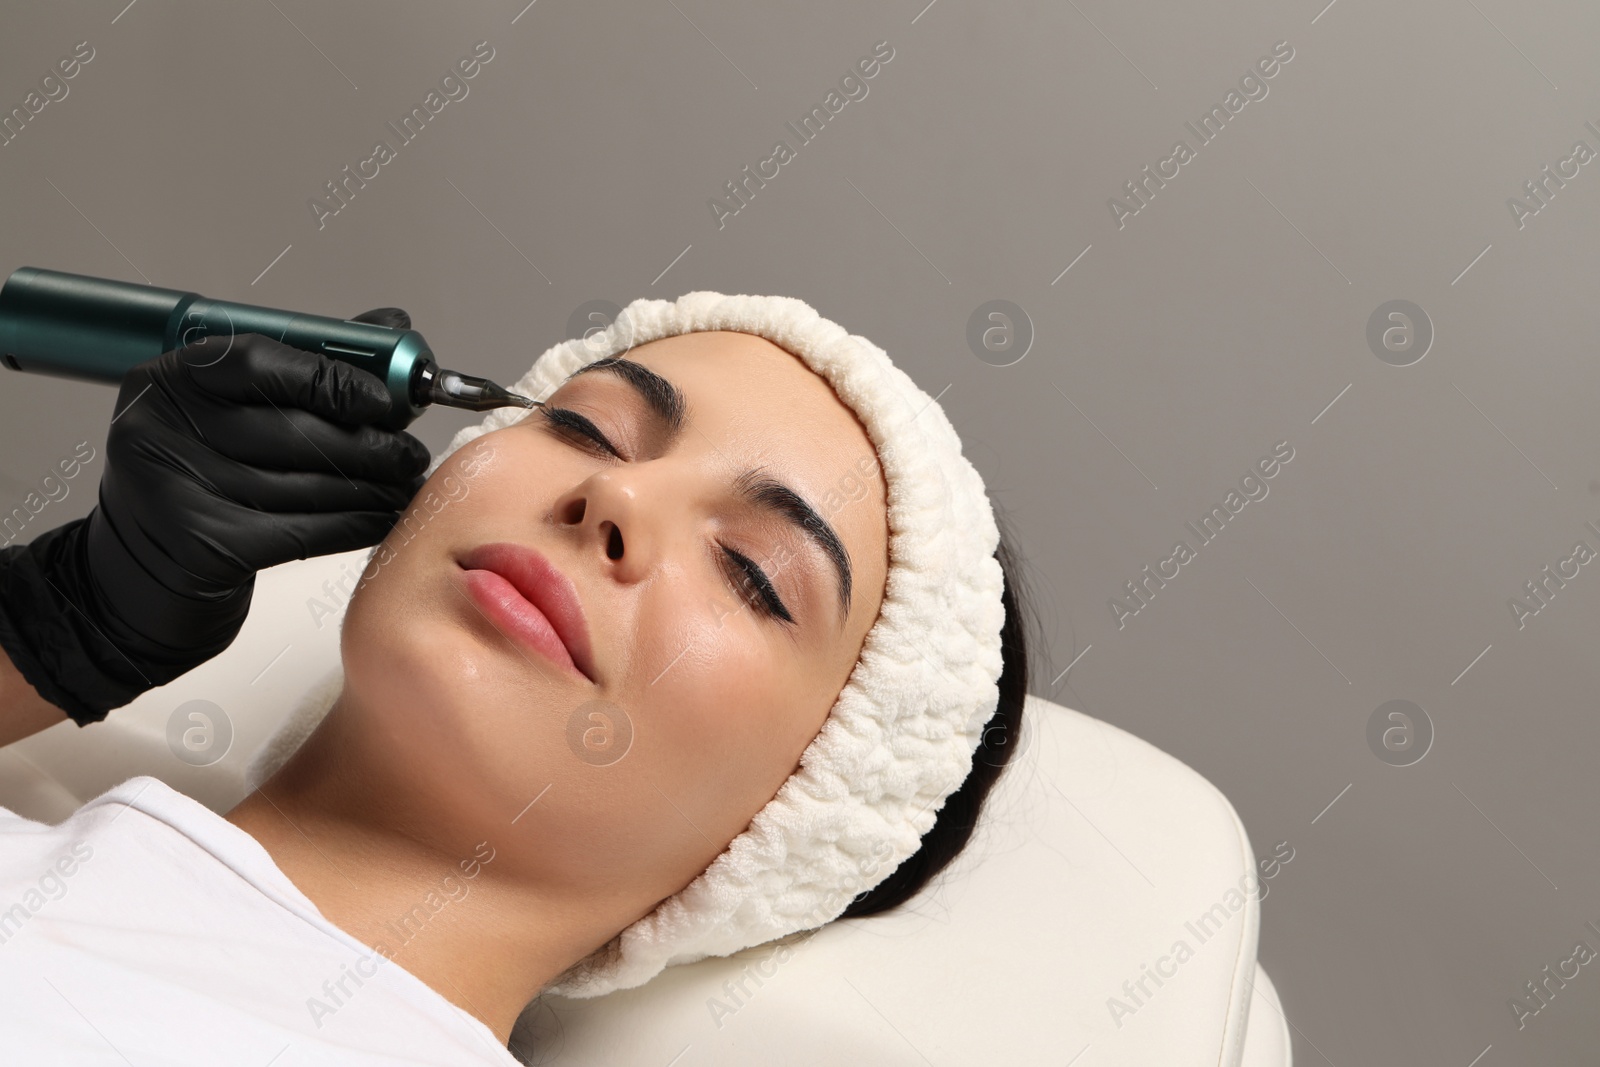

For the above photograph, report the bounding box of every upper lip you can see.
[457,541,596,683]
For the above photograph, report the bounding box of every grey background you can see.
[3,0,1598,1063]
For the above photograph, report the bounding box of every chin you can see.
[344,591,570,803]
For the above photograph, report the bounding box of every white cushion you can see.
[0,552,1291,1066]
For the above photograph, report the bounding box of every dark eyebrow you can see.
[562,355,853,626]
[565,356,686,437]
[731,467,852,625]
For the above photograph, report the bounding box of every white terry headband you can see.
[440,291,1007,997]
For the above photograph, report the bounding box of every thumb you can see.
[350,307,411,331]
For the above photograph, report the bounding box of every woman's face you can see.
[337,330,889,920]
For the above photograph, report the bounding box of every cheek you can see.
[629,598,825,827]
[568,624,822,898]
[335,433,539,755]
[350,429,522,591]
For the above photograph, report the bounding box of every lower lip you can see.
[457,565,585,680]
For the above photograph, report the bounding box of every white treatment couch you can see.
[0,550,1292,1066]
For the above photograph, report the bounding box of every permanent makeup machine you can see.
[0,266,539,430]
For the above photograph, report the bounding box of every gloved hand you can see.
[0,308,431,726]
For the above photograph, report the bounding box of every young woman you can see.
[0,295,1030,1063]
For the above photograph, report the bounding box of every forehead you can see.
[565,330,874,458]
[625,331,833,401]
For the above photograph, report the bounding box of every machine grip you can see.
[0,266,197,383]
[0,266,433,430]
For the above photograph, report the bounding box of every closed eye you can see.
[720,544,794,625]
[540,406,622,458]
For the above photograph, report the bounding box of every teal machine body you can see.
[0,267,536,430]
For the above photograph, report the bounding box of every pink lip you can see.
[456,542,596,683]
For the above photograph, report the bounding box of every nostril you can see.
[606,524,623,560]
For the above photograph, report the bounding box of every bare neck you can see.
[223,702,610,1047]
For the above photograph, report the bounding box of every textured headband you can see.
[425,291,1005,997]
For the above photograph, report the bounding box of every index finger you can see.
[179,333,397,427]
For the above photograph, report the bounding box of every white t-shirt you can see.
[0,775,522,1065]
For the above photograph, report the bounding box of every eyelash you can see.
[540,407,620,458]
[719,545,793,624]
[539,406,794,625]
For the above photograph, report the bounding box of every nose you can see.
[554,470,659,585]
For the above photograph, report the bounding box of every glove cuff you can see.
[0,515,253,728]
[0,522,144,725]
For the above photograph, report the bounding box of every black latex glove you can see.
[0,308,431,726]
